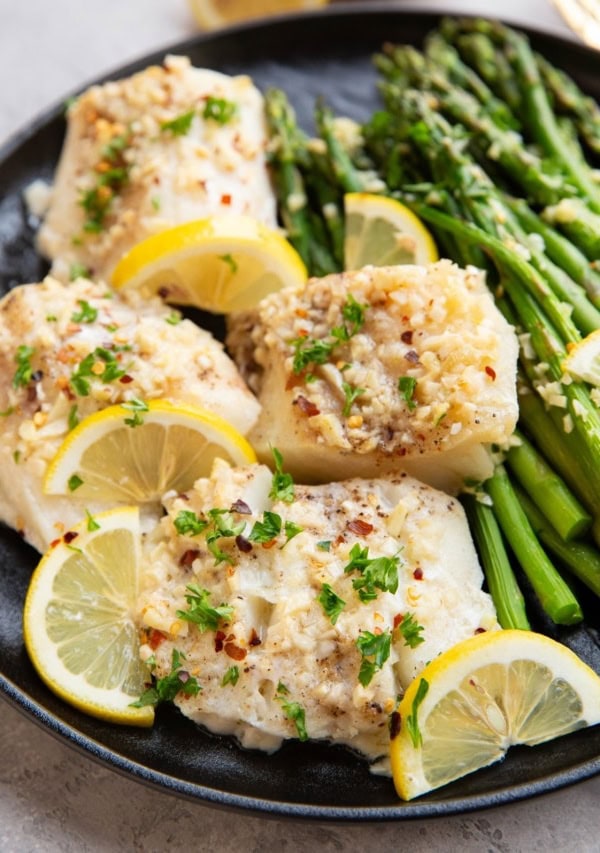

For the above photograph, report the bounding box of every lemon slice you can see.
[43,400,256,503]
[187,0,328,30]
[563,328,600,386]
[344,192,438,270]
[23,506,153,726]
[111,215,307,313]
[390,629,600,801]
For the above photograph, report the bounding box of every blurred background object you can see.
[552,0,600,47]
[188,0,329,30]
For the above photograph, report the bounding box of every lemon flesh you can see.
[390,629,600,800]
[43,400,256,503]
[188,0,328,30]
[344,192,438,270]
[564,328,600,386]
[111,215,307,314]
[23,507,153,726]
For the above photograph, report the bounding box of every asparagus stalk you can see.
[462,495,531,629]
[516,486,600,599]
[314,99,365,194]
[485,465,583,625]
[505,429,591,541]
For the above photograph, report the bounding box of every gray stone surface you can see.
[1,1,599,850]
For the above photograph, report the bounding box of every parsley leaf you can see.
[318,583,346,625]
[283,520,303,546]
[71,299,98,324]
[69,262,90,281]
[291,337,336,375]
[68,404,79,431]
[219,253,238,273]
[356,629,392,686]
[205,508,246,564]
[121,397,149,427]
[398,376,418,411]
[85,509,100,532]
[269,447,295,503]
[70,347,126,396]
[341,381,365,417]
[173,509,209,537]
[276,683,308,741]
[343,544,400,602]
[176,583,234,632]
[332,293,368,341]
[317,540,332,552]
[130,648,201,708]
[13,345,35,389]
[221,665,240,687]
[160,109,195,136]
[68,474,84,492]
[165,310,182,325]
[397,613,425,648]
[406,678,429,748]
[202,96,237,124]
[249,510,281,543]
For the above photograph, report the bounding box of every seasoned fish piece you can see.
[227,261,519,492]
[0,277,260,552]
[138,458,498,771]
[36,56,277,282]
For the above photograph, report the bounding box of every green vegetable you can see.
[160,109,195,136]
[356,629,392,686]
[176,583,234,632]
[318,583,346,624]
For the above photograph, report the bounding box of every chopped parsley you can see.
[248,510,281,543]
[69,262,90,281]
[406,678,429,748]
[71,299,98,324]
[85,509,101,532]
[160,109,195,136]
[317,540,332,552]
[122,397,149,427]
[165,310,182,325]
[318,583,346,625]
[343,544,400,602]
[131,648,201,708]
[221,665,240,687]
[205,508,246,565]
[68,405,79,431]
[341,381,365,417]
[283,520,303,547]
[397,613,425,648]
[202,96,237,124]
[13,345,35,389]
[176,583,234,632]
[173,509,209,537]
[276,682,308,741]
[70,347,126,396]
[269,447,295,503]
[219,253,238,273]
[398,376,418,411]
[291,295,368,378]
[356,629,392,687]
[68,474,84,492]
[80,131,131,233]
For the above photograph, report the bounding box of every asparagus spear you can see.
[505,429,591,541]
[462,495,531,629]
[485,465,583,625]
[516,486,600,599]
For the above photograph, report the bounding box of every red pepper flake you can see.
[401,330,413,344]
[50,538,61,549]
[230,499,252,514]
[261,539,277,550]
[215,630,226,652]
[158,286,171,299]
[393,613,404,630]
[413,567,424,580]
[249,628,261,647]
[404,350,420,364]
[347,518,374,536]
[119,374,134,384]
[389,710,401,740]
[225,642,247,661]
[220,193,232,206]
[148,628,167,650]
[295,395,320,417]
[63,530,79,544]
[474,626,486,634]
[485,365,497,380]
[179,548,200,568]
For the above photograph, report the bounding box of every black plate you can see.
[1,4,600,821]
